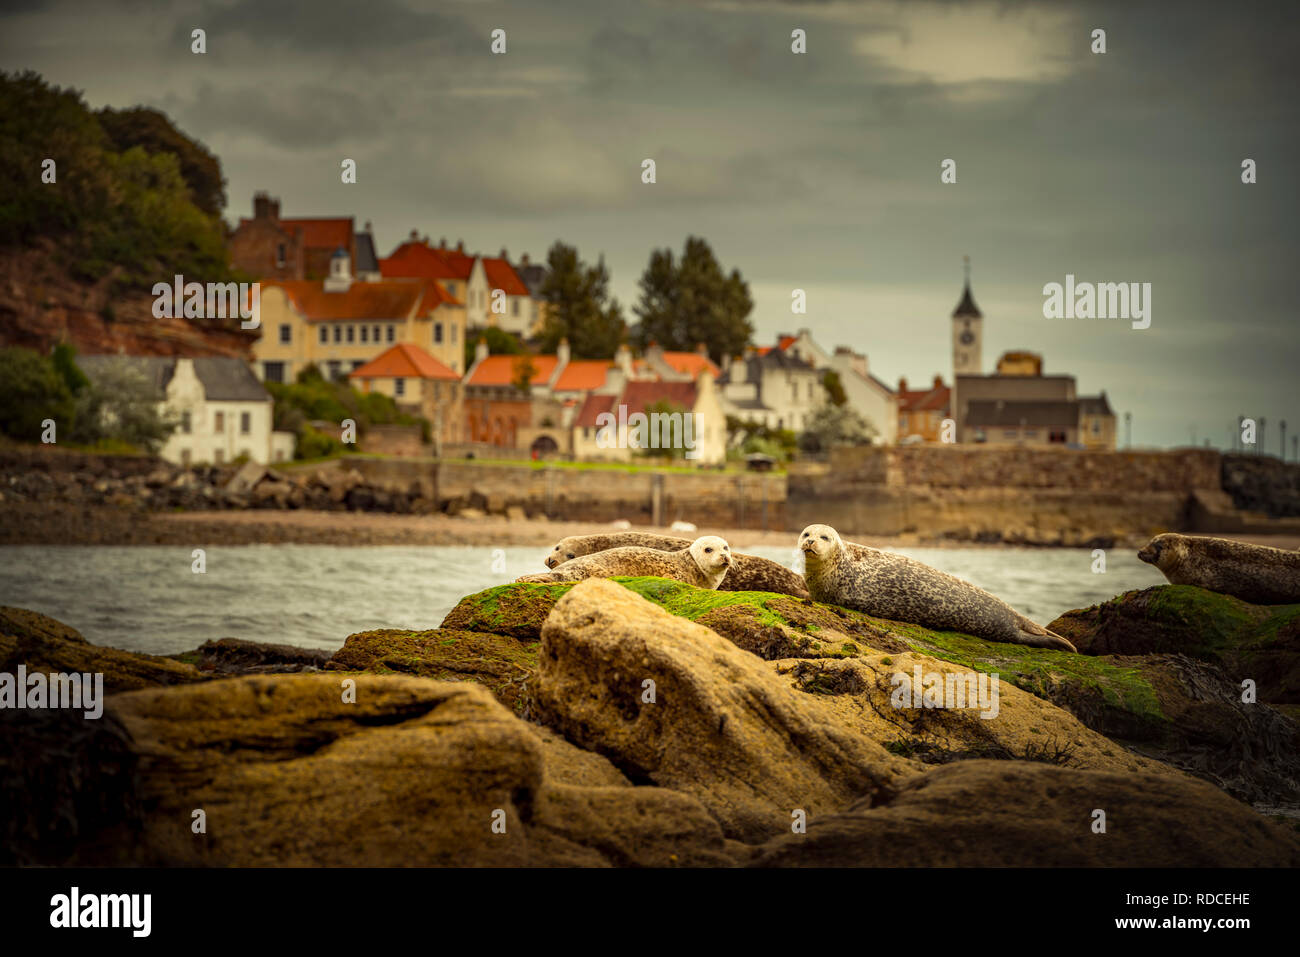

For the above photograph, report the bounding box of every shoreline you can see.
[3,502,1299,550]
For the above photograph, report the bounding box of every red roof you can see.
[621,380,698,415]
[659,351,720,378]
[349,343,459,381]
[416,280,462,311]
[262,280,423,320]
[466,353,558,387]
[898,382,951,413]
[381,241,475,281]
[574,393,617,428]
[279,218,353,250]
[481,257,530,296]
[552,359,612,391]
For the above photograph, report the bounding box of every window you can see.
[1024,429,1038,438]
[318,326,328,345]
[327,360,342,381]
[346,325,355,343]
[1050,429,1068,444]
[279,324,291,344]
[276,244,286,268]
[451,325,457,343]
[240,412,251,435]
[373,325,380,342]
[434,322,443,344]
[394,378,405,396]
[361,325,369,343]
[1092,419,1101,434]
[181,411,192,434]
[1003,430,1017,439]
[333,325,342,344]
[214,449,224,464]
[263,362,285,383]
[386,325,395,343]
[214,411,225,433]
[512,299,520,317]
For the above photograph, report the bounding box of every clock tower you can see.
[952,255,983,376]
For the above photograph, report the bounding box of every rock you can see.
[458,507,486,520]
[772,650,1173,777]
[0,606,203,694]
[1050,584,1300,703]
[749,760,1300,867]
[505,505,527,521]
[327,627,537,716]
[223,461,267,495]
[534,579,913,843]
[90,675,733,866]
[172,637,334,675]
[441,583,571,640]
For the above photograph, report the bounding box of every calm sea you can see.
[0,544,1167,655]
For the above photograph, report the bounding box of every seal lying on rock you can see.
[798,524,1076,652]
[543,532,809,598]
[519,536,734,590]
[1138,533,1300,604]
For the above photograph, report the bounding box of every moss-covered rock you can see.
[1050,584,1300,703]
[327,627,537,716]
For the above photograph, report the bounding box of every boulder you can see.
[327,627,537,715]
[749,760,1300,867]
[1050,584,1300,703]
[0,606,203,693]
[223,461,267,495]
[534,579,913,843]
[172,637,334,675]
[92,675,733,867]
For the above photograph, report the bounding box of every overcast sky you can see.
[4,0,1297,451]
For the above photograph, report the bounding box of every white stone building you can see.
[78,356,295,466]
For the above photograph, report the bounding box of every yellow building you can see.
[349,343,465,446]
[253,249,466,384]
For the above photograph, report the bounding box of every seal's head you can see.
[1138,533,1188,571]
[689,535,732,583]
[799,524,843,565]
[545,538,578,569]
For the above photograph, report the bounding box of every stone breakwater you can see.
[2,579,1298,867]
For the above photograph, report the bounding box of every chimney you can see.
[440,237,447,249]
[556,337,571,368]
[253,192,278,221]
[499,248,508,261]
[615,342,633,379]
[695,342,708,355]
[521,253,530,266]
[364,220,372,234]
[409,229,419,241]
[474,337,489,365]
[933,374,944,389]
[898,377,908,393]
[456,240,465,253]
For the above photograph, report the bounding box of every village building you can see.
[349,343,464,446]
[78,355,295,466]
[230,192,379,283]
[381,236,543,339]
[717,345,823,433]
[572,375,727,466]
[896,375,952,443]
[252,249,466,384]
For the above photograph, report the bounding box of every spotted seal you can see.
[798,523,1076,652]
[518,536,733,589]
[1138,533,1300,604]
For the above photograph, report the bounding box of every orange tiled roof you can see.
[898,384,951,413]
[349,343,459,381]
[381,241,477,281]
[659,351,720,378]
[466,353,558,387]
[481,257,530,296]
[262,280,423,321]
[574,393,618,428]
[552,359,613,391]
[414,279,463,311]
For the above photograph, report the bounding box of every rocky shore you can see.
[2,578,1297,867]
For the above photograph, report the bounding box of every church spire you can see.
[953,255,982,318]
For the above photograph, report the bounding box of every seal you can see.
[543,532,809,598]
[518,535,734,589]
[1138,533,1300,604]
[798,523,1076,651]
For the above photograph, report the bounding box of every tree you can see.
[822,369,847,407]
[68,361,178,453]
[511,354,538,395]
[96,106,227,216]
[463,326,523,370]
[798,404,877,453]
[631,237,754,365]
[51,342,90,396]
[0,347,75,442]
[536,242,626,358]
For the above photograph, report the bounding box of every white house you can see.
[717,347,823,433]
[78,356,295,466]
